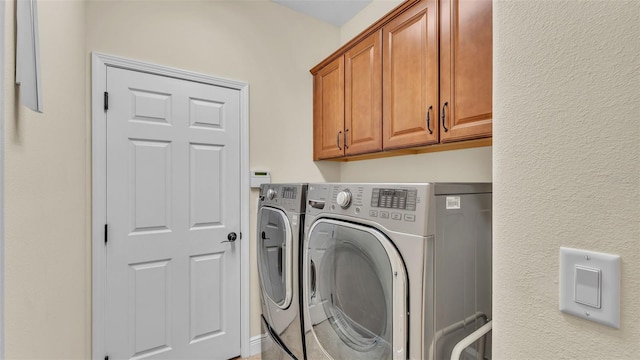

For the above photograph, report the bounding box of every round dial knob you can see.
[336,190,352,209]
[266,189,277,200]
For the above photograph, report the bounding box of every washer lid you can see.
[257,207,293,309]
[306,219,407,360]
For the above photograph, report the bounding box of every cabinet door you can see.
[383,0,439,150]
[345,30,382,156]
[313,56,345,160]
[440,0,492,142]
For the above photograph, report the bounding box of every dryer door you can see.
[305,219,407,360]
[258,207,293,309]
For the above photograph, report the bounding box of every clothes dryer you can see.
[258,184,308,360]
[302,183,492,360]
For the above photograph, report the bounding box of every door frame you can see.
[91,52,251,359]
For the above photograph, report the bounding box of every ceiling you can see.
[272,0,372,27]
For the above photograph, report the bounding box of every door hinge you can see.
[104,223,108,244]
[104,91,109,111]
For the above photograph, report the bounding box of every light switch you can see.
[574,265,601,308]
[560,247,620,328]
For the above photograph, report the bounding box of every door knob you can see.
[221,232,238,244]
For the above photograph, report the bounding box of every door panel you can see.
[189,98,224,129]
[130,260,172,358]
[345,31,382,155]
[189,144,223,228]
[383,0,439,149]
[313,56,345,160]
[130,89,172,125]
[130,139,172,233]
[189,253,224,342]
[440,0,492,142]
[106,66,241,359]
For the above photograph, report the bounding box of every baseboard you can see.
[250,334,266,356]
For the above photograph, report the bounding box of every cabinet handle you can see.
[344,129,349,149]
[426,106,433,134]
[336,131,342,150]
[442,102,449,132]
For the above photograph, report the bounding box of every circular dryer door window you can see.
[306,219,407,360]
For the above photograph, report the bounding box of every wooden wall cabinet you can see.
[439,0,493,142]
[345,31,383,156]
[313,31,382,160]
[313,56,344,160]
[312,0,492,161]
[382,0,438,149]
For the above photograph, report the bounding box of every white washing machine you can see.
[302,183,492,360]
[258,184,308,360]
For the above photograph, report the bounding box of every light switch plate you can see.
[560,247,620,328]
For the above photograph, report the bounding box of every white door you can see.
[105,66,241,359]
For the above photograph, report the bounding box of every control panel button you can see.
[369,210,378,217]
[336,189,352,209]
[380,211,389,219]
[391,212,402,220]
[404,214,416,222]
[371,189,380,207]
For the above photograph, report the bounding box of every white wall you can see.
[493,0,640,358]
[85,0,341,339]
[338,0,492,183]
[340,147,492,182]
[4,0,89,358]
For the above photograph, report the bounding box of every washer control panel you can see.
[306,183,430,235]
[260,184,307,213]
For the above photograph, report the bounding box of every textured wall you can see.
[4,0,89,358]
[493,0,640,358]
